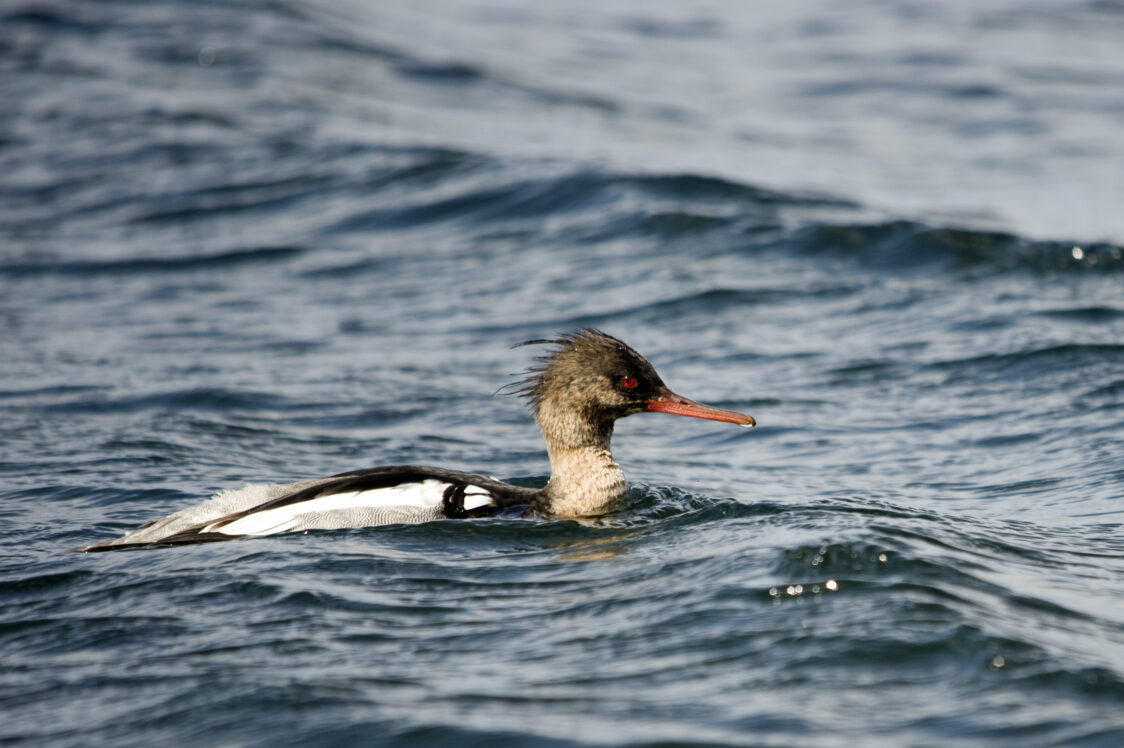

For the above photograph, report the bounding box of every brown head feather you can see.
[510,329,666,420]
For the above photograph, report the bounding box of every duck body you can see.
[79,330,753,552]
[83,466,539,551]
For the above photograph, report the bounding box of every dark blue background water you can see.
[3,1,1123,745]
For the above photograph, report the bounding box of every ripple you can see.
[783,220,1124,274]
[0,246,304,278]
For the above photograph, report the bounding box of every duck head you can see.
[516,329,754,447]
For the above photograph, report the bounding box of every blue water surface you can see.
[2,1,1124,746]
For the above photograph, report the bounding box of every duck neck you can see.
[536,411,627,517]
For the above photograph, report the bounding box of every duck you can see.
[78,329,754,551]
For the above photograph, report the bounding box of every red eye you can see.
[620,375,638,389]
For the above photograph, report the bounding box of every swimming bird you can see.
[78,330,754,551]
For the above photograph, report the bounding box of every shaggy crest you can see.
[509,329,664,416]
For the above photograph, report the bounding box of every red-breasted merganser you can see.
[79,330,754,551]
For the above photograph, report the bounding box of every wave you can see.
[925,343,1124,385]
[780,220,1124,274]
[0,245,303,278]
[306,153,1124,278]
[33,386,290,414]
[321,161,858,235]
[9,107,1119,282]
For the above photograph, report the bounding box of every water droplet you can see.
[1071,246,1084,260]
[769,587,778,597]
[198,46,216,67]
[990,655,1006,669]
[825,579,838,591]
[878,553,888,563]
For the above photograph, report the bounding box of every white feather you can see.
[80,476,504,550]
[463,493,494,511]
[207,480,452,536]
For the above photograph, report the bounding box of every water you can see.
[2,0,1124,745]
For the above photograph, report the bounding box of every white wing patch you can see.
[202,479,496,536]
[463,491,493,511]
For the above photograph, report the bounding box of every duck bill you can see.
[644,387,755,426]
